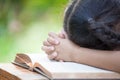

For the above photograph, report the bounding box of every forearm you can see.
[72,47,120,73]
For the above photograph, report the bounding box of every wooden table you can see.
[0,63,47,80]
[0,63,120,80]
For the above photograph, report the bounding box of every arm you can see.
[72,47,120,73]
[42,32,120,73]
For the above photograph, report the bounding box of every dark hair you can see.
[64,0,120,50]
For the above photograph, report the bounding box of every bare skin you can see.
[42,31,120,73]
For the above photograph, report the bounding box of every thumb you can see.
[48,52,58,60]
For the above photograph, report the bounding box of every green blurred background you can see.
[0,0,68,62]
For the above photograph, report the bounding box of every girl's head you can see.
[64,0,120,50]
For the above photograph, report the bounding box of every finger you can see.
[48,52,58,60]
[48,32,58,38]
[58,29,65,39]
[53,55,61,61]
[58,32,65,39]
[61,29,68,38]
[43,40,52,46]
[41,46,55,54]
[48,32,60,44]
[47,37,59,45]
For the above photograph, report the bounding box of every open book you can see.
[13,53,119,79]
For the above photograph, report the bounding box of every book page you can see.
[26,53,52,64]
[26,53,111,72]
[14,53,33,68]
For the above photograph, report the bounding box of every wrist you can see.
[71,46,83,63]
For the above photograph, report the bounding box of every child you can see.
[42,0,120,73]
